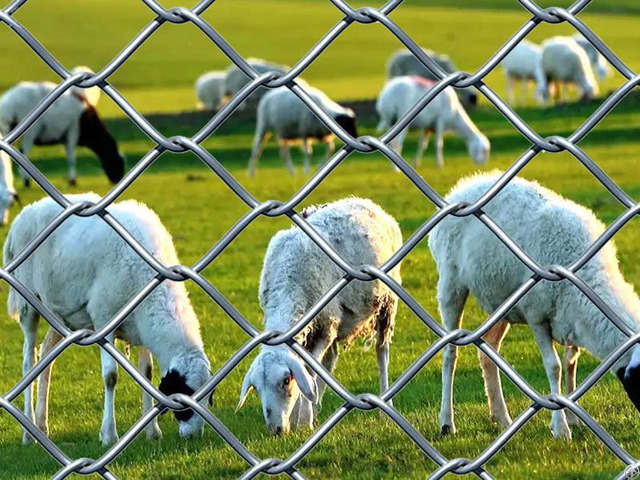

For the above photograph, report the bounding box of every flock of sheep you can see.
[2,33,637,448]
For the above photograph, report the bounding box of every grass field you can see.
[1,1,640,479]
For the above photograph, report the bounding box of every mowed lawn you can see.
[1,1,640,479]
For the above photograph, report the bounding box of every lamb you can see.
[500,39,548,106]
[248,84,357,177]
[428,172,640,440]
[572,33,610,81]
[236,198,402,435]
[0,80,125,187]
[541,36,599,102]
[5,194,211,445]
[195,71,225,111]
[386,48,477,108]
[376,76,490,168]
[222,58,288,111]
[0,138,18,226]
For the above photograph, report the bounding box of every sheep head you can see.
[237,348,317,435]
[159,351,212,439]
[468,134,490,165]
[616,345,640,414]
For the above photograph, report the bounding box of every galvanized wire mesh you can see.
[0,0,639,478]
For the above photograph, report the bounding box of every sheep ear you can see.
[287,356,317,403]
[236,372,255,411]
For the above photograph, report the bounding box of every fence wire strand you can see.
[0,0,638,478]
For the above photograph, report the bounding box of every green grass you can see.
[1,1,640,479]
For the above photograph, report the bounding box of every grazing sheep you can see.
[428,172,640,440]
[500,39,548,106]
[572,34,610,81]
[386,48,477,108]
[0,140,17,226]
[5,194,211,445]
[541,37,599,102]
[236,198,402,435]
[222,58,288,111]
[0,81,125,187]
[248,85,357,177]
[195,71,225,111]
[376,76,489,168]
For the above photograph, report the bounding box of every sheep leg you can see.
[478,319,512,428]
[20,305,40,445]
[19,141,33,188]
[505,74,515,106]
[313,341,339,419]
[391,127,409,172]
[35,328,63,437]
[99,333,119,446]
[563,345,581,426]
[297,328,338,428]
[521,79,528,106]
[323,139,335,164]
[530,322,571,439]
[376,295,397,410]
[301,138,312,175]
[139,347,162,440]
[414,130,430,168]
[64,129,79,186]
[247,129,269,178]
[435,120,445,168]
[438,276,469,435]
[280,144,295,176]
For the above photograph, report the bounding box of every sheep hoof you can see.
[490,414,512,428]
[99,430,119,447]
[566,410,580,426]
[23,178,31,188]
[551,423,572,440]
[69,178,77,187]
[146,426,163,441]
[440,424,456,436]
[22,433,36,445]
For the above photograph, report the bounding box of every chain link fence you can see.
[0,0,639,478]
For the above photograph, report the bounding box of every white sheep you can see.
[428,172,640,440]
[500,39,548,106]
[0,81,125,187]
[222,58,288,111]
[0,138,18,226]
[376,76,489,168]
[236,198,402,435]
[541,36,599,102]
[386,48,477,108]
[572,33,610,81]
[195,71,225,111]
[248,84,358,177]
[5,194,211,446]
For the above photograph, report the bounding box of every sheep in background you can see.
[387,48,477,108]
[237,198,402,435]
[541,37,599,103]
[248,84,357,177]
[0,81,125,187]
[376,76,489,168]
[195,71,225,111]
[0,139,17,226]
[429,172,640,440]
[572,33,610,81]
[222,58,288,111]
[5,194,211,445]
[500,39,548,106]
